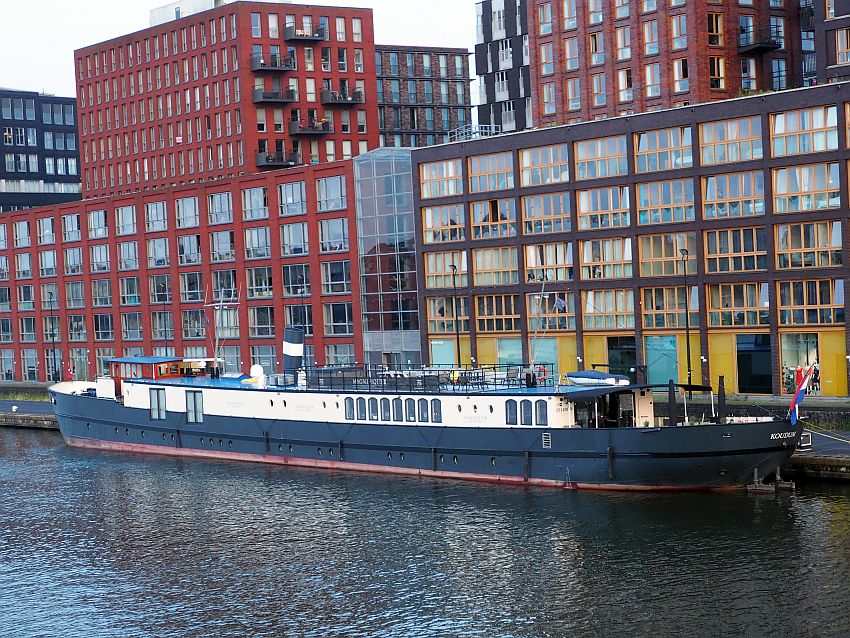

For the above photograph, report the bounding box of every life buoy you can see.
[537,366,546,384]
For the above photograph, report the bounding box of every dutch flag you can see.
[788,364,815,426]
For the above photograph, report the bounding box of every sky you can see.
[1,0,478,97]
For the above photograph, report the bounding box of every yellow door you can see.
[708,333,736,393]
[818,331,847,397]
[583,335,607,371]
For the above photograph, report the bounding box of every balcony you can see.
[256,152,300,168]
[320,90,365,106]
[250,54,296,72]
[284,25,326,42]
[252,88,298,104]
[738,29,782,55]
[288,120,333,136]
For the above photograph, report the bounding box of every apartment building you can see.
[528,0,801,125]
[375,45,472,147]
[1,89,81,213]
[413,82,850,397]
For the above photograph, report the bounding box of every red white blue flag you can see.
[788,365,815,426]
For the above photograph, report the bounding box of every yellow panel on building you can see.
[583,335,608,370]
[708,332,736,393]
[475,337,498,366]
[677,333,703,385]
[558,335,578,375]
[818,330,847,397]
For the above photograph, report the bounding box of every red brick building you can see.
[528,0,801,125]
[75,1,380,198]
[0,160,361,382]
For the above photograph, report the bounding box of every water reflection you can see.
[0,429,849,637]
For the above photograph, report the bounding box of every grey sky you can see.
[1,0,477,97]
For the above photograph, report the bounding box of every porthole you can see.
[200,437,205,445]
[489,406,494,414]
[86,422,91,430]
[219,439,223,447]
[329,448,334,457]
[170,434,175,442]
[387,451,393,461]
[318,447,323,456]
[162,433,167,440]
[289,444,293,453]
[439,454,445,464]
[457,405,462,412]
[453,455,459,465]
[278,444,283,452]
[141,431,145,438]
[125,428,129,436]
[399,452,405,462]
[228,440,233,448]
[491,457,496,466]
[114,427,119,434]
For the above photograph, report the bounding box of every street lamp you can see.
[46,291,58,382]
[680,248,692,398]
[449,263,460,368]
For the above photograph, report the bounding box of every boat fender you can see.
[525,372,536,388]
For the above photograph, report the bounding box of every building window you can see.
[591,73,606,107]
[527,292,575,331]
[637,178,695,225]
[539,42,554,75]
[182,309,206,339]
[279,181,307,215]
[186,391,203,423]
[564,37,579,70]
[214,307,239,338]
[281,222,309,256]
[644,63,661,97]
[91,280,111,307]
[579,238,632,280]
[778,279,844,325]
[643,20,658,55]
[475,294,519,332]
[617,69,633,102]
[577,187,629,230]
[149,275,171,303]
[837,29,850,65]
[147,237,169,268]
[776,221,843,270]
[615,0,629,19]
[634,126,692,173]
[707,13,723,46]
[702,171,765,219]
[589,32,604,66]
[773,163,840,213]
[642,286,698,329]
[90,244,110,273]
[707,283,769,327]
[522,193,571,235]
[210,230,235,262]
[246,267,273,299]
[424,250,467,288]
[422,204,465,243]
[519,144,569,187]
[180,272,204,303]
[317,175,347,211]
[90,209,110,238]
[638,232,696,276]
[244,227,271,259]
[709,56,725,89]
[175,196,199,228]
[208,192,233,224]
[705,227,767,273]
[426,296,469,335]
[119,277,141,306]
[420,159,463,199]
[145,201,168,232]
[771,59,787,90]
[770,106,838,157]
[242,187,268,220]
[321,261,351,294]
[673,58,688,93]
[541,82,556,115]
[318,218,348,253]
[566,77,581,110]
[323,302,354,335]
[525,243,574,282]
[122,312,143,340]
[248,306,275,337]
[574,135,628,180]
[177,235,202,266]
[582,290,634,330]
[700,116,762,165]
[468,152,514,193]
[671,15,687,49]
[472,247,519,286]
[471,199,516,239]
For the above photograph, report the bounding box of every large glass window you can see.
[579,238,632,280]
[422,204,465,243]
[475,294,520,332]
[525,243,573,282]
[468,152,514,193]
[778,279,844,325]
[317,175,347,211]
[702,171,765,219]
[637,179,694,225]
[776,221,842,270]
[522,193,571,235]
[582,290,634,330]
[420,159,462,199]
[704,227,767,273]
[519,143,569,186]
[424,250,466,288]
[471,199,516,239]
[770,106,838,157]
[700,116,763,165]
[707,283,770,327]
[574,135,627,180]
[642,286,698,329]
[773,163,840,213]
[472,247,519,286]
[780,334,821,395]
[638,232,695,277]
[577,186,629,229]
[634,126,692,173]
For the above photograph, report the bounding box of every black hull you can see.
[52,393,802,490]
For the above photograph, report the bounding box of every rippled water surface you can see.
[1,429,849,637]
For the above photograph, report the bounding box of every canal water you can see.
[1,429,849,638]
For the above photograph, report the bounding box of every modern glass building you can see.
[354,147,420,367]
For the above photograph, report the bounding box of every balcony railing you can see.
[284,25,327,41]
[250,54,296,72]
[738,29,782,55]
[288,120,333,136]
[252,88,298,104]
[320,90,365,106]
[256,152,300,168]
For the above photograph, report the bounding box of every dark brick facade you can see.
[375,45,472,147]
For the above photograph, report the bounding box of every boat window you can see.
[380,398,391,421]
[418,398,429,423]
[344,397,354,420]
[368,397,379,420]
[356,397,366,421]
[520,400,532,426]
[506,400,517,425]
[431,399,442,423]
[392,398,403,422]
[535,400,548,426]
[149,388,166,420]
[405,398,416,422]
[186,390,203,423]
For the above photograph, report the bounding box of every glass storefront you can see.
[607,336,636,381]
[780,333,820,395]
[736,334,772,394]
[530,337,559,375]
[645,335,678,385]
[497,337,523,365]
